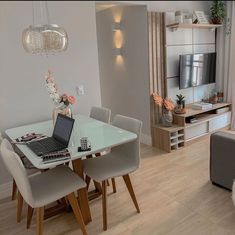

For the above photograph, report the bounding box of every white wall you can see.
[96,5,151,145]
[165,12,216,104]
[0,1,101,185]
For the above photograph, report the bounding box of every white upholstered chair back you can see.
[0,139,34,206]
[112,115,142,168]
[90,106,111,124]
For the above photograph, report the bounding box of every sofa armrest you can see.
[210,131,235,190]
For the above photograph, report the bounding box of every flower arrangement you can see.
[152,93,175,111]
[45,70,76,108]
[152,93,175,127]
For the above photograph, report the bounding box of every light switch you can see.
[76,85,85,95]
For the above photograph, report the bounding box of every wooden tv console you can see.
[153,102,231,152]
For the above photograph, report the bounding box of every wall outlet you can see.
[76,85,85,95]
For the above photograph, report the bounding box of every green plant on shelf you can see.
[210,1,226,24]
[176,94,185,104]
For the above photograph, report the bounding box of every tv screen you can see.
[179,52,216,89]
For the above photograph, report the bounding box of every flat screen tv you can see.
[179,52,216,89]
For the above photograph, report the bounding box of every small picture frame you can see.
[193,11,210,24]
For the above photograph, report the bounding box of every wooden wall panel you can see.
[148,12,167,145]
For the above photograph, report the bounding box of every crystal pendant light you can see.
[22,1,68,55]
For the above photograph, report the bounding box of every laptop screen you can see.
[52,114,75,146]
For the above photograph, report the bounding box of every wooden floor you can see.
[1,135,235,235]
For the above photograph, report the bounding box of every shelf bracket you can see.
[209,27,216,32]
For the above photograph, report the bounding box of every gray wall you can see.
[96,5,151,144]
[0,1,101,185]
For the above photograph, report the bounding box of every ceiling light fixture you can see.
[22,1,68,55]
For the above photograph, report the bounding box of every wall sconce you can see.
[113,48,122,56]
[112,20,123,57]
[112,22,121,31]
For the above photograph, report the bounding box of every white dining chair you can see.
[90,106,111,124]
[0,139,88,235]
[83,114,142,230]
[0,134,38,201]
[86,106,116,194]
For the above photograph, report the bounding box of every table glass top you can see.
[5,114,137,169]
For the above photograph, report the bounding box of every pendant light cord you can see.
[32,1,35,26]
[32,1,50,26]
[45,1,50,25]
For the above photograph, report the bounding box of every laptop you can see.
[27,114,75,156]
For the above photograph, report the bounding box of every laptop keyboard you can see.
[28,138,65,156]
[39,138,63,150]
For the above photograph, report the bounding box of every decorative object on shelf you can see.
[210,0,226,24]
[45,70,76,124]
[162,108,173,127]
[152,93,175,127]
[22,1,68,55]
[175,11,183,23]
[193,11,210,24]
[175,94,186,114]
[182,12,193,24]
[217,91,224,103]
[209,89,218,104]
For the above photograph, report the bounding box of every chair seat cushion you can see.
[29,165,86,208]
[83,153,137,182]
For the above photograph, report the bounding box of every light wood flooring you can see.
[1,135,235,235]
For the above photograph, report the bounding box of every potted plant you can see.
[175,94,186,114]
[210,1,226,24]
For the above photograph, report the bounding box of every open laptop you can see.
[27,114,75,156]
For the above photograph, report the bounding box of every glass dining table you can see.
[5,114,137,224]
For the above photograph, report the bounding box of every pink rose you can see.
[68,96,75,104]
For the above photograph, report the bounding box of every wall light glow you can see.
[112,12,124,66]
[114,30,123,49]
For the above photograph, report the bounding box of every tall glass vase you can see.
[52,105,72,125]
[161,109,173,127]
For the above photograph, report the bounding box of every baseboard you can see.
[0,181,12,199]
[140,133,152,146]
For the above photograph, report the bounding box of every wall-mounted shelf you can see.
[166,23,222,31]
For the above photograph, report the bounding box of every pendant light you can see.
[22,1,68,55]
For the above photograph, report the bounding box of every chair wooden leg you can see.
[123,175,140,213]
[77,187,92,225]
[36,207,44,235]
[94,180,102,194]
[12,179,17,200]
[85,175,91,189]
[102,181,107,231]
[106,179,110,186]
[111,178,117,193]
[17,192,23,222]
[27,205,34,229]
[67,192,88,235]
